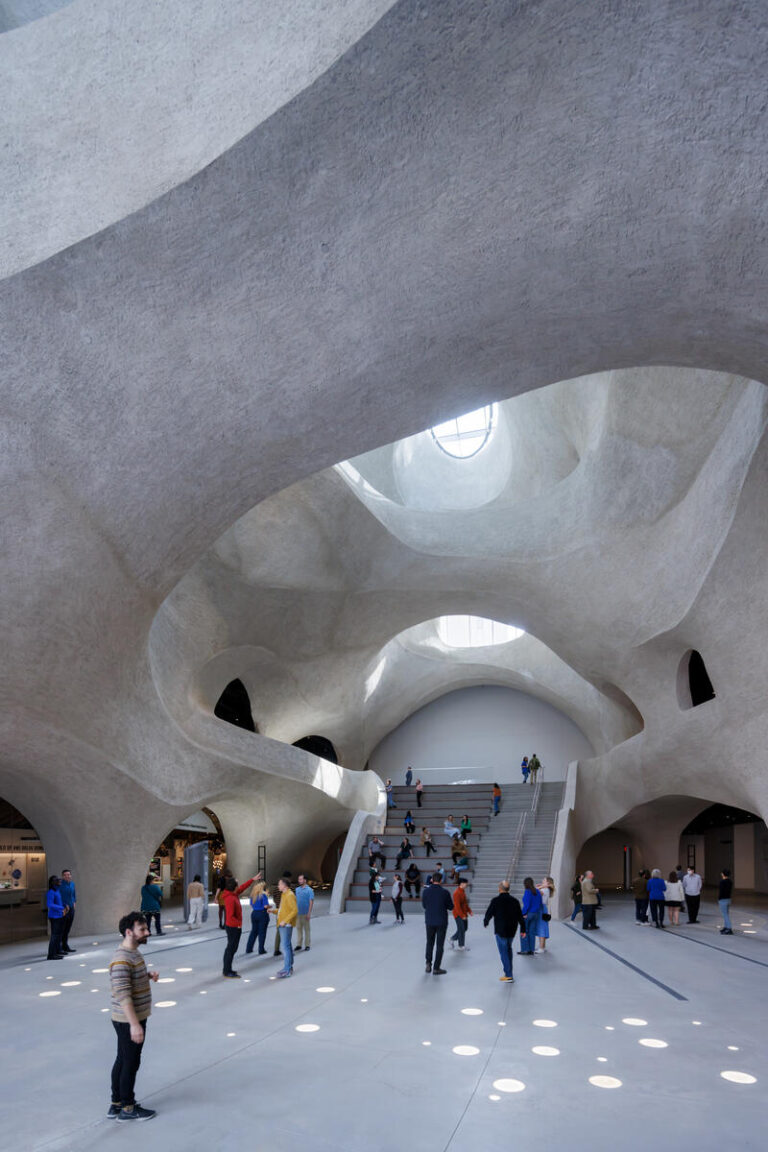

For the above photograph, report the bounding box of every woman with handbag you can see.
[537,876,555,952]
[519,877,542,954]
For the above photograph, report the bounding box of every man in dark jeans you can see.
[59,868,77,953]
[221,871,261,978]
[422,873,454,975]
[108,912,159,1122]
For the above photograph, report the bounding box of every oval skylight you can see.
[431,405,496,458]
[438,615,524,648]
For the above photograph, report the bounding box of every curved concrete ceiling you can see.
[3,1,768,929]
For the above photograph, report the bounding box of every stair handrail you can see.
[531,775,542,822]
[506,811,527,883]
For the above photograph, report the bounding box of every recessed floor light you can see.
[743,930,756,934]
[605,1026,615,1031]
[727,1046,739,1051]
[316,987,335,993]
[157,977,175,983]
[492,1079,525,1093]
[59,981,80,987]
[296,1024,320,1033]
[176,968,193,973]
[497,1021,506,1027]
[532,1046,560,1056]
[452,1046,480,1056]
[720,1071,756,1084]
[227,1032,236,1037]
[155,1001,176,1008]
[622,1018,647,1027]
[360,998,368,1003]
[92,968,108,974]
[422,1041,431,1047]
[24,967,31,972]
[488,1094,501,1101]
[692,1021,702,1026]
[39,991,61,997]
[532,1020,557,1028]
[589,1075,622,1089]
[639,1039,668,1048]
[597,1057,608,1063]
[200,991,207,995]
[100,1008,109,1013]
[461,1008,483,1016]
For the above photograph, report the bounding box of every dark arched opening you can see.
[292,735,339,764]
[214,679,257,732]
[0,797,47,943]
[677,649,716,710]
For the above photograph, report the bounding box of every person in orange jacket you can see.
[449,876,473,950]
[221,870,262,978]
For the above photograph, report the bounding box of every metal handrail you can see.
[531,776,542,822]
[506,812,527,884]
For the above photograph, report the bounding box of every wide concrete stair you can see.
[343,781,564,913]
[344,783,492,911]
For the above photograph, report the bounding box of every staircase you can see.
[343,780,564,913]
[469,782,564,910]
[344,783,490,911]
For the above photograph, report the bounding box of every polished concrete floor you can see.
[2,893,766,1152]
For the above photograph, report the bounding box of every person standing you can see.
[108,911,159,1122]
[59,868,77,953]
[520,756,529,784]
[391,873,405,923]
[186,873,206,930]
[422,873,453,974]
[272,877,298,977]
[404,861,421,899]
[537,876,555,952]
[405,766,413,787]
[631,869,650,924]
[580,871,600,931]
[46,876,67,960]
[245,880,270,954]
[420,827,436,857]
[140,875,164,936]
[415,779,423,808]
[665,870,685,927]
[492,783,502,816]
[484,881,526,981]
[368,868,383,924]
[295,874,314,952]
[386,779,397,808]
[682,866,703,923]
[647,869,667,928]
[449,876,472,950]
[520,877,542,953]
[221,871,260,978]
[718,869,733,934]
[570,874,583,922]
[528,754,541,784]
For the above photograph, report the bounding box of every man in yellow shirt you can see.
[271,877,298,978]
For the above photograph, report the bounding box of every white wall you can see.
[368,685,594,784]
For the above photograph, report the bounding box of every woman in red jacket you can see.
[221,871,262,978]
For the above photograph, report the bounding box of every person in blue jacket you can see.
[140,874,164,935]
[519,876,542,954]
[46,875,67,960]
[647,869,667,928]
[59,868,77,953]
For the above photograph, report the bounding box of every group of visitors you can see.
[45,869,77,959]
[520,754,542,784]
[630,865,732,932]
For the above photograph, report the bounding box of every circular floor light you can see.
[316,986,335,993]
[155,1001,176,1008]
[532,1046,560,1056]
[39,991,61,997]
[422,1041,432,1047]
[452,1045,480,1056]
[597,1057,608,1063]
[639,1038,668,1048]
[492,1078,525,1093]
[296,1024,320,1033]
[461,1008,483,1016]
[720,1071,756,1084]
[532,1019,558,1028]
[727,1046,739,1051]
[589,1075,622,1089]
[488,1094,501,1102]
[621,1018,647,1027]
[60,981,81,987]
[176,967,193,973]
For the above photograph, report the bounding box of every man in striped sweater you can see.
[108,912,159,1122]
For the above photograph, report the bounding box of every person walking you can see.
[422,873,453,974]
[520,877,542,953]
[140,875,164,937]
[528,753,541,784]
[421,827,436,857]
[484,881,526,981]
[520,756,530,784]
[186,873,206,930]
[221,871,261,978]
[665,870,685,927]
[405,766,413,787]
[108,911,159,1122]
[295,874,314,952]
[272,877,298,977]
[415,779,423,807]
[59,868,77,953]
[449,876,472,950]
[492,782,502,816]
[368,868,383,924]
[537,876,555,952]
[570,874,583,922]
[647,869,667,928]
[718,869,734,934]
[682,865,703,923]
[391,873,405,923]
[580,871,600,931]
[631,869,650,924]
[46,876,67,960]
[245,880,270,954]
[404,861,421,899]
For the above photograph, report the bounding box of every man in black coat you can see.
[422,874,454,975]
[483,881,527,982]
